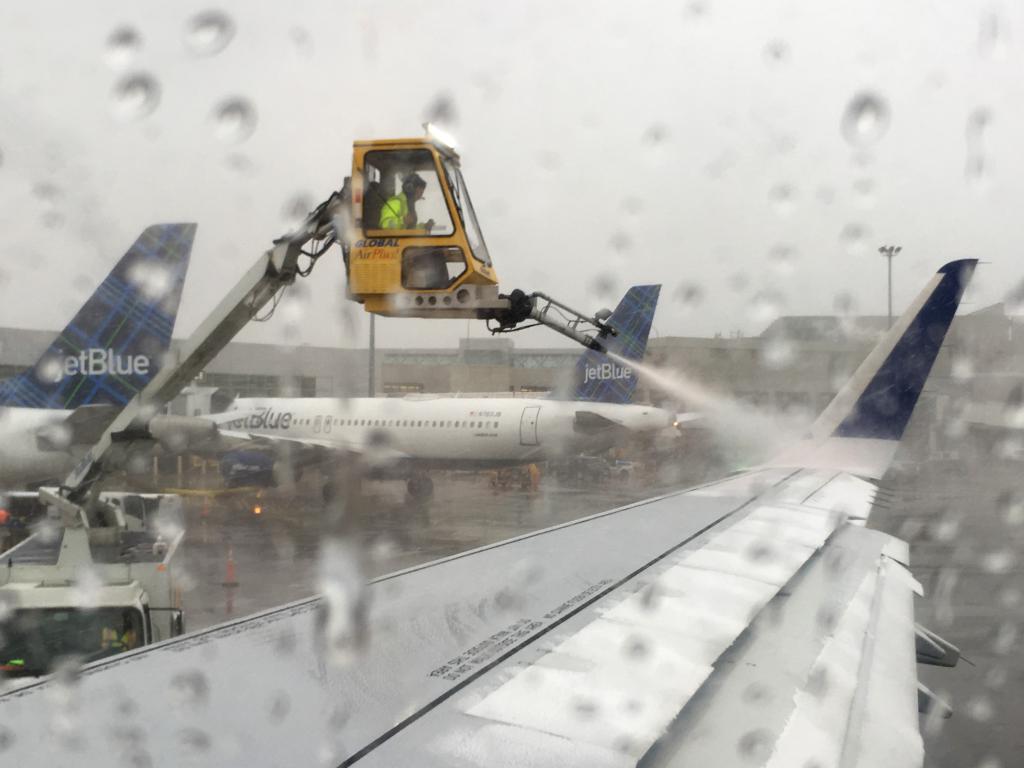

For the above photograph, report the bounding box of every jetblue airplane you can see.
[0,260,975,767]
[212,285,674,497]
[0,223,196,487]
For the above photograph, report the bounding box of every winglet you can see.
[770,260,975,478]
[812,259,975,441]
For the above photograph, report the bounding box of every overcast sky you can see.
[0,0,1021,351]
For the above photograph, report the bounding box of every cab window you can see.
[363,149,454,237]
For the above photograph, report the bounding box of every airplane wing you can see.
[0,261,974,767]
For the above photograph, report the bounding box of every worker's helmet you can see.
[402,173,427,196]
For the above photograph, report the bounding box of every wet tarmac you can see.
[872,458,1024,768]
[178,471,680,633]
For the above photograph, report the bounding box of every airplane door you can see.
[519,406,541,446]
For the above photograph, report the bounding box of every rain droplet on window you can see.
[128,261,172,299]
[965,695,996,722]
[763,39,789,65]
[760,334,795,369]
[768,244,796,275]
[852,177,875,207]
[177,727,212,753]
[608,231,632,253]
[736,729,773,762]
[966,108,992,186]
[185,10,235,56]
[768,183,796,217]
[212,97,257,143]
[978,10,1007,59]
[674,282,705,310]
[840,92,890,148]
[111,73,161,121]
[748,289,785,326]
[839,222,869,256]
[106,26,141,69]
[981,548,1016,574]
[423,92,458,128]
[590,273,618,299]
[642,123,669,145]
[282,192,315,229]
[169,669,210,707]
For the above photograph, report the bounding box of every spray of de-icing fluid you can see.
[607,351,813,461]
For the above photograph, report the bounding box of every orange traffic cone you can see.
[222,543,239,587]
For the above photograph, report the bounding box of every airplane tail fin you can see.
[570,284,660,404]
[0,223,196,410]
[771,259,976,477]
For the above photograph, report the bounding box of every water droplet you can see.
[806,665,829,696]
[128,261,172,299]
[170,669,209,707]
[768,244,796,276]
[748,289,785,326]
[736,729,773,762]
[0,725,13,752]
[841,92,890,148]
[840,222,869,256]
[105,26,140,68]
[268,691,291,722]
[853,177,875,207]
[763,39,789,64]
[951,355,974,381]
[423,92,457,127]
[289,26,312,53]
[741,681,772,705]
[571,695,599,720]
[992,622,1017,655]
[966,695,995,722]
[224,153,255,174]
[213,98,257,143]
[978,10,1007,59]
[642,123,669,145]
[315,538,368,666]
[281,193,314,229]
[623,635,649,659]
[816,185,836,205]
[185,11,235,56]
[608,231,632,253]
[111,73,160,121]
[621,196,644,215]
[590,273,619,299]
[1005,279,1024,315]
[674,282,704,310]
[761,334,795,369]
[34,354,63,384]
[768,183,796,216]
[966,108,992,187]
[177,727,211,753]
[996,489,1024,524]
[981,549,1016,574]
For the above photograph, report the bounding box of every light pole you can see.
[878,245,902,328]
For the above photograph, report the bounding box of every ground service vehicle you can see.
[0,496,185,681]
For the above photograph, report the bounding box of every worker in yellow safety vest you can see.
[379,173,435,232]
[100,618,138,652]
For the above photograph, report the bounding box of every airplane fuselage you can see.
[0,407,79,487]
[216,396,674,468]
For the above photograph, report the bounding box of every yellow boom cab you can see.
[346,138,502,318]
